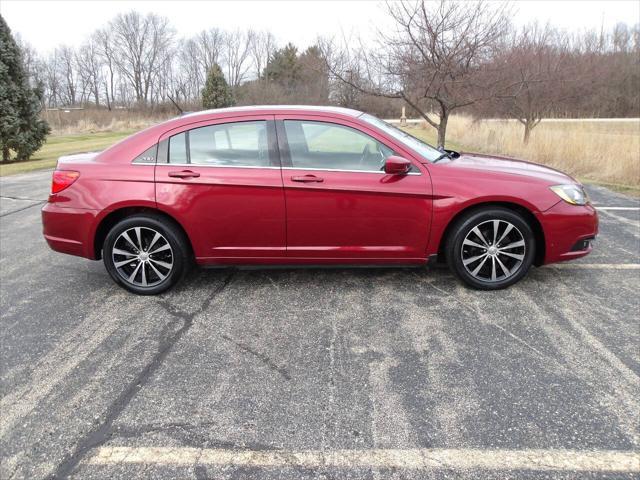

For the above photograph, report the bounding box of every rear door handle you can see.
[168,170,200,179]
[291,175,324,183]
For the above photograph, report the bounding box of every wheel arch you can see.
[437,201,546,266]
[93,207,194,260]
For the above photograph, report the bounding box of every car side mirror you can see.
[384,156,412,175]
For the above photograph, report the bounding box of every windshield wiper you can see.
[432,152,451,163]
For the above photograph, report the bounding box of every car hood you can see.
[444,152,578,185]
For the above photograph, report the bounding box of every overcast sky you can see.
[1,0,639,53]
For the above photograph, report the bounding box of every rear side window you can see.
[132,145,158,164]
[168,121,269,167]
[169,133,188,164]
[283,120,393,171]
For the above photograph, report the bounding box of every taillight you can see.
[51,170,80,194]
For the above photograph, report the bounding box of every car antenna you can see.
[167,94,184,115]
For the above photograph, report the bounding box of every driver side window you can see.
[284,120,394,172]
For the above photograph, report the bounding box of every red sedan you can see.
[42,106,598,294]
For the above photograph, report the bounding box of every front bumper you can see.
[537,201,599,264]
[42,203,99,259]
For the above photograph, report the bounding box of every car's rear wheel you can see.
[446,208,535,290]
[103,215,190,295]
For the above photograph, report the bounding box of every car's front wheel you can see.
[103,214,190,295]
[446,208,536,290]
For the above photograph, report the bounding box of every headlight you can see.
[549,184,589,206]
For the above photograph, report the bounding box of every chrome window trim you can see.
[281,166,421,175]
[140,164,421,175]
[156,163,280,170]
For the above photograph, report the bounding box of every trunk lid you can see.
[56,151,101,169]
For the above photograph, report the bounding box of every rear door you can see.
[276,115,432,262]
[155,115,286,262]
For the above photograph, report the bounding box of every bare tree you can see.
[76,39,103,106]
[323,0,510,148]
[248,30,277,79]
[42,51,62,107]
[223,29,251,88]
[331,67,363,109]
[177,29,225,103]
[494,24,578,143]
[632,23,640,53]
[94,28,117,109]
[195,28,225,73]
[613,22,631,53]
[177,38,204,102]
[57,45,77,105]
[109,11,174,105]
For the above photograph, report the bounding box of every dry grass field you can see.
[405,116,640,191]
[41,108,172,134]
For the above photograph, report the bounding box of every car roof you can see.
[180,105,364,119]
[105,105,368,160]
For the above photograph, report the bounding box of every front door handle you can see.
[168,170,200,179]
[291,174,324,183]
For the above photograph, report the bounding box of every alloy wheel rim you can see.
[461,219,526,282]
[112,227,173,287]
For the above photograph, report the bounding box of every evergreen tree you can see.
[0,14,49,162]
[201,64,234,109]
[298,46,329,102]
[263,43,300,91]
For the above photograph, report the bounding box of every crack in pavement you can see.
[0,195,47,202]
[47,271,235,479]
[0,200,46,218]
[221,334,292,380]
[112,423,280,452]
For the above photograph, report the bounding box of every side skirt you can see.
[198,258,437,270]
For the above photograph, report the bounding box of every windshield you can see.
[359,113,442,162]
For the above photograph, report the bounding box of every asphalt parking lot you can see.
[1,170,639,479]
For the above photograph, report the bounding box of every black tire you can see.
[103,214,191,295]
[445,207,535,290]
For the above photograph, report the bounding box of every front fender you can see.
[426,171,560,256]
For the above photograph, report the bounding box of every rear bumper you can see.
[42,203,99,259]
[537,201,599,264]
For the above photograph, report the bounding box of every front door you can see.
[155,116,286,263]
[276,115,432,262]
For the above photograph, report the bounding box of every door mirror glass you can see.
[384,156,412,175]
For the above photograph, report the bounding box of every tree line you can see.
[321,1,639,145]
[1,0,639,161]
[13,12,334,112]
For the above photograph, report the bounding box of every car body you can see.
[42,106,598,294]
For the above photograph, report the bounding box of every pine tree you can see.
[201,64,234,109]
[263,43,301,92]
[0,14,49,162]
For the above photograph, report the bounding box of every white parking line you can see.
[596,207,640,211]
[552,264,640,269]
[88,447,640,473]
